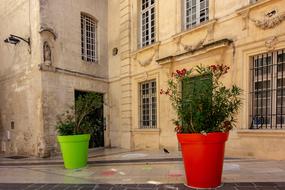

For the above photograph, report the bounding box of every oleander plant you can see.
[160,64,242,134]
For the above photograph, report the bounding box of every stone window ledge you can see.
[237,129,285,137]
[132,41,161,56]
[156,38,232,65]
[133,128,160,133]
[172,19,217,40]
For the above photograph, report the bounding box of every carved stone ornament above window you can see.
[133,45,159,67]
[251,10,285,30]
[265,36,279,51]
[134,52,156,66]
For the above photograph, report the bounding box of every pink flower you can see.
[165,89,170,95]
[210,65,217,71]
[175,69,188,77]
[181,68,187,76]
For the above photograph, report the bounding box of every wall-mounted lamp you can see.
[4,34,30,46]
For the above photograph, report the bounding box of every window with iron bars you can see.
[140,0,155,47]
[250,50,285,129]
[140,80,157,128]
[184,0,209,30]
[81,14,98,63]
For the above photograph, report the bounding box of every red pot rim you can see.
[177,132,229,144]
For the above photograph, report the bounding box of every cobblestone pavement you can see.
[0,183,285,190]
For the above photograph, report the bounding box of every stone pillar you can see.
[119,0,133,149]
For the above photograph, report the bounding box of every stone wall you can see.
[0,0,43,156]
[38,0,109,156]
[1,0,285,160]
[0,0,109,157]
[109,0,285,159]
[108,0,133,149]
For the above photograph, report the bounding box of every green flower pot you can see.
[57,134,90,169]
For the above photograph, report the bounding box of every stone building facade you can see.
[0,0,109,157]
[1,0,285,160]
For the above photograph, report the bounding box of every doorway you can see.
[75,90,104,148]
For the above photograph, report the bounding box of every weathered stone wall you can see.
[0,0,43,156]
[41,72,109,156]
[109,0,285,159]
[1,0,285,160]
[108,0,133,149]
[107,0,122,148]
[38,0,109,155]
[0,0,109,157]
[39,0,108,78]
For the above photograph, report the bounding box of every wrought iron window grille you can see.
[139,80,157,129]
[250,49,285,129]
[81,14,98,63]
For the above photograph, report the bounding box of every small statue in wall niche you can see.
[43,41,52,66]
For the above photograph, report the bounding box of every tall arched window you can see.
[81,14,98,63]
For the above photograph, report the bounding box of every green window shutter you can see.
[181,74,213,132]
[182,74,212,101]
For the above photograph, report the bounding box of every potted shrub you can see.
[56,93,103,169]
[160,64,242,188]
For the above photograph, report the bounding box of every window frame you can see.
[140,0,156,48]
[250,49,285,129]
[139,80,157,129]
[81,13,98,63]
[183,0,209,30]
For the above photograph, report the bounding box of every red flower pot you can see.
[177,132,229,189]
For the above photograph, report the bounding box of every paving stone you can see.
[170,184,191,190]
[157,184,181,190]
[110,186,125,190]
[216,183,236,190]
[234,187,257,190]
[254,182,278,187]
[53,184,76,190]
[121,184,138,188]
[38,184,58,190]
[80,187,95,190]
[277,183,285,187]
[24,184,46,190]
[0,183,31,190]
[0,183,283,190]
[218,186,236,190]
[256,187,278,190]
[65,185,80,190]
[235,182,255,187]
[137,184,158,188]
[94,184,114,190]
